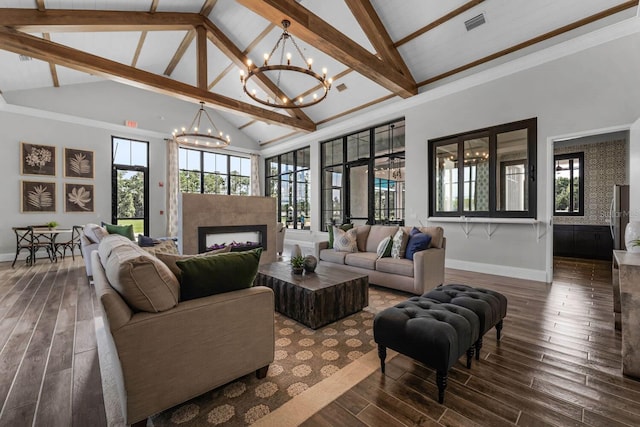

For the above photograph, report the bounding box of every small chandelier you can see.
[172,102,230,148]
[239,19,332,109]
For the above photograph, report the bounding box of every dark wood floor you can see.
[1,256,635,426]
[0,256,106,426]
[303,257,640,427]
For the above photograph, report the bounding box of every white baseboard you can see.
[0,249,81,264]
[445,258,548,283]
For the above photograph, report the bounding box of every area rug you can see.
[97,286,409,426]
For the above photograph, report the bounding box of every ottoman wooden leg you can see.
[466,347,474,368]
[496,319,504,341]
[378,345,387,373]
[436,370,447,404]
[475,337,483,360]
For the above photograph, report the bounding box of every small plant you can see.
[290,255,306,269]
[631,238,640,248]
[46,221,59,229]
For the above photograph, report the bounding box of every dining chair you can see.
[11,226,54,268]
[55,225,83,260]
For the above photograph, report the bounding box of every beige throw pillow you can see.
[333,226,358,252]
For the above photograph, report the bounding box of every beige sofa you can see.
[92,235,274,426]
[317,225,445,295]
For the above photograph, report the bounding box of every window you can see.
[554,152,584,215]
[179,148,250,196]
[265,147,310,229]
[429,118,537,218]
[111,137,149,236]
[321,119,405,229]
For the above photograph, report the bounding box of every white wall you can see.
[0,110,167,260]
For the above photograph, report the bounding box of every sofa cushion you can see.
[104,223,135,241]
[405,230,432,260]
[156,246,231,280]
[84,223,108,244]
[345,252,378,270]
[376,257,414,277]
[319,248,347,264]
[103,242,180,313]
[391,228,409,259]
[333,227,358,252]
[328,223,353,249]
[354,225,371,252]
[98,234,134,266]
[177,248,262,301]
[404,226,444,249]
[366,225,399,253]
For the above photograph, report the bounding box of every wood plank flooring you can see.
[303,257,640,427]
[0,256,636,426]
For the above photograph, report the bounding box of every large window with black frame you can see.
[111,137,149,236]
[265,147,311,230]
[320,119,405,230]
[179,147,251,196]
[428,118,537,218]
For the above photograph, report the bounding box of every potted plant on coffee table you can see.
[290,255,305,275]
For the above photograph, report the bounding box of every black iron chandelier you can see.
[172,102,230,148]
[239,20,332,109]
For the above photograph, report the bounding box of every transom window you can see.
[179,148,250,195]
[554,152,584,216]
[429,118,537,218]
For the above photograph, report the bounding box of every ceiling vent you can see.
[464,13,486,31]
[18,54,32,62]
[336,83,348,92]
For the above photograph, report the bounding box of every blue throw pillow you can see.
[405,232,432,260]
[137,234,155,247]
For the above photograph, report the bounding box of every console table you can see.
[613,250,640,378]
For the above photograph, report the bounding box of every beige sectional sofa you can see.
[92,235,274,426]
[317,225,446,295]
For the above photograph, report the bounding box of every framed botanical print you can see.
[20,142,56,176]
[21,180,56,213]
[64,183,94,212]
[64,148,94,179]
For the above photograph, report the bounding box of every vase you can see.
[303,255,317,273]
[290,244,302,258]
[625,221,640,253]
[291,266,304,275]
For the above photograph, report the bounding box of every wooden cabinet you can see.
[553,225,613,260]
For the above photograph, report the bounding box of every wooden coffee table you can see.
[255,262,369,329]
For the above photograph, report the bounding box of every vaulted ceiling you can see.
[0,0,637,147]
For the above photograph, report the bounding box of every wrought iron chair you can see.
[55,225,83,260]
[11,226,54,267]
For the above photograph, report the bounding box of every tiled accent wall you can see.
[554,139,627,225]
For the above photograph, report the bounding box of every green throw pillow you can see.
[177,248,262,301]
[104,223,135,241]
[327,223,353,249]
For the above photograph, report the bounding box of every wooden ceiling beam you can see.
[42,33,59,87]
[202,19,313,123]
[131,0,160,68]
[344,0,413,80]
[394,0,485,47]
[163,1,217,77]
[0,9,203,32]
[236,0,417,98]
[417,0,639,87]
[196,25,208,89]
[0,27,315,132]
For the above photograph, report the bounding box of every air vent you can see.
[18,54,32,62]
[336,83,348,92]
[464,13,486,31]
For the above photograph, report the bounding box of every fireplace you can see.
[198,225,268,254]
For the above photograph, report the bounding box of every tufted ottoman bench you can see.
[422,284,507,360]
[374,297,479,403]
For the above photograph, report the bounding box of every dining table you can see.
[31,227,73,262]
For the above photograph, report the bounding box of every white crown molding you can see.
[260,15,640,157]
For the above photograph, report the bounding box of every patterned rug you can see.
[139,286,409,426]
